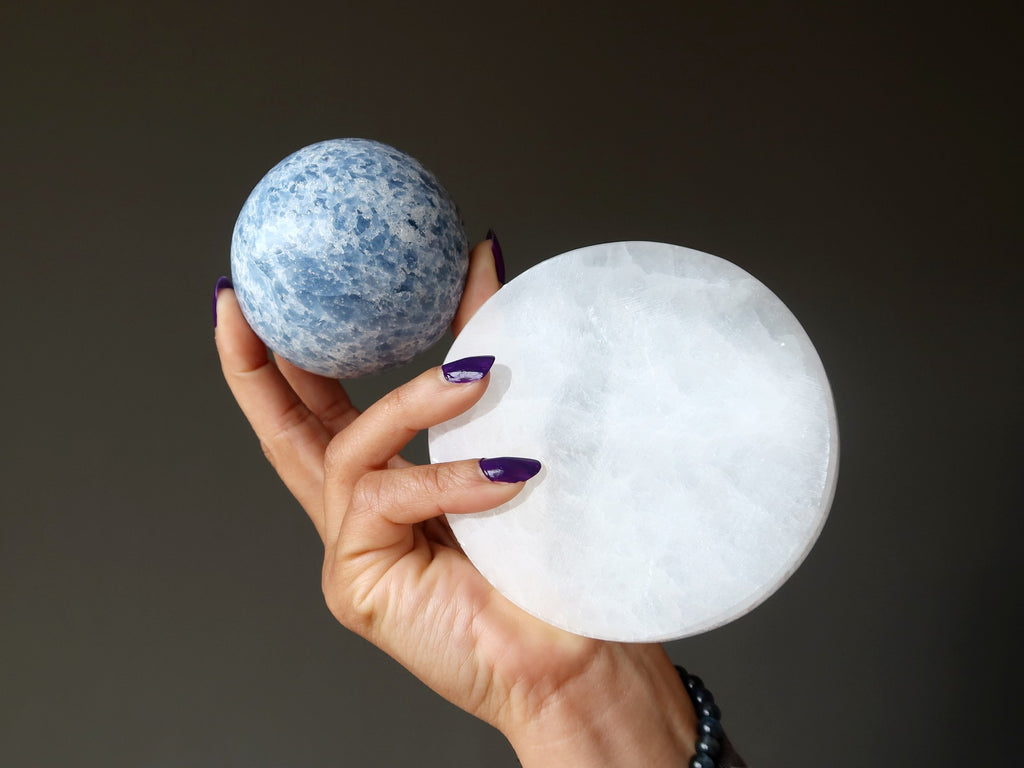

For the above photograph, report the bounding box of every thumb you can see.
[452,234,504,336]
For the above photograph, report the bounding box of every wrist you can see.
[503,643,697,768]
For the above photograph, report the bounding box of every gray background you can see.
[1,2,1019,766]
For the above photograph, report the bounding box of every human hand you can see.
[214,238,699,766]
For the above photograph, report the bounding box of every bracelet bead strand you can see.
[674,665,724,768]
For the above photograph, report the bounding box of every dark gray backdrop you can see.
[1,2,1019,766]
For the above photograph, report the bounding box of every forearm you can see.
[504,643,696,768]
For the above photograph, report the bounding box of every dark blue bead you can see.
[698,716,725,740]
[698,701,721,720]
[685,674,703,693]
[692,687,715,706]
[689,754,715,768]
[696,734,722,756]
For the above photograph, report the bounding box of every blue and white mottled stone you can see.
[231,138,468,378]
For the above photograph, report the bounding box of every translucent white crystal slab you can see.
[428,242,839,641]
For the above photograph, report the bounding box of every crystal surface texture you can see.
[427,242,839,641]
[231,138,468,379]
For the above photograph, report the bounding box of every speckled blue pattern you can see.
[231,138,468,378]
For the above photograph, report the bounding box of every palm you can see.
[217,241,607,730]
[350,516,603,728]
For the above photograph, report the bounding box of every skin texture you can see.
[214,238,698,766]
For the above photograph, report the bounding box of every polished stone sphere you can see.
[231,138,468,378]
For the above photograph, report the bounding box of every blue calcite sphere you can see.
[231,138,468,378]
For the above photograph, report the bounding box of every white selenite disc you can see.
[427,242,839,642]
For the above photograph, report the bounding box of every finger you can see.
[214,282,330,535]
[421,515,462,552]
[340,457,541,556]
[324,360,494,484]
[452,237,503,337]
[274,355,360,436]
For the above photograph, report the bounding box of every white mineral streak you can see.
[427,242,839,641]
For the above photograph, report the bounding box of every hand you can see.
[214,238,699,766]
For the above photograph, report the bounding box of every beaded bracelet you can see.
[674,665,725,768]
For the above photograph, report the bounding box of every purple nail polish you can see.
[212,275,233,327]
[486,228,506,284]
[442,355,495,383]
[479,457,542,483]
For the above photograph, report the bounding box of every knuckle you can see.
[323,434,349,476]
[320,399,357,429]
[349,472,387,518]
[320,561,348,621]
[259,400,321,468]
[271,399,316,442]
[380,383,412,423]
[421,463,454,499]
[321,553,377,633]
[258,439,277,468]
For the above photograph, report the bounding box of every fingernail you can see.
[212,275,233,327]
[486,228,506,284]
[479,457,542,483]
[442,355,495,383]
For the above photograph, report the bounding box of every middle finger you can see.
[275,355,360,435]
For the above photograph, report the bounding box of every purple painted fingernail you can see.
[442,355,495,383]
[212,275,233,327]
[486,228,506,284]
[479,457,542,483]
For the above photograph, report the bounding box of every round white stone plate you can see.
[428,242,839,641]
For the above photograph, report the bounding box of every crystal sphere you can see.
[231,138,467,379]
[428,242,839,641]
